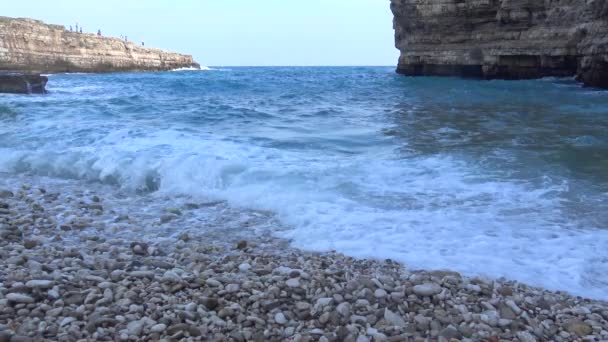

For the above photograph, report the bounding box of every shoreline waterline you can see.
[0,180,607,340]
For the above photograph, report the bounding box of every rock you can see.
[225,283,240,293]
[160,214,176,224]
[439,326,461,340]
[274,312,287,325]
[63,292,84,305]
[8,336,31,342]
[286,278,300,288]
[129,271,154,279]
[516,331,537,342]
[564,319,593,337]
[0,332,10,342]
[238,263,251,272]
[374,289,387,298]
[23,239,39,249]
[412,283,442,296]
[391,0,608,89]
[0,73,47,94]
[150,323,167,333]
[199,297,219,310]
[130,242,149,255]
[60,317,76,327]
[315,297,333,308]
[166,323,201,337]
[126,320,144,336]
[5,293,34,304]
[25,280,53,288]
[206,278,222,287]
[498,302,517,320]
[337,302,351,318]
[0,190,13,198]
[384,308,406,327]
[356,335,370,342]
[161,270,181,283]
[505,300,522,315]
[236,240,247,250]
[165,208,182,215]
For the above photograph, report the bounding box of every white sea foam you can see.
[171,66,211,71]
[1,126,607,299]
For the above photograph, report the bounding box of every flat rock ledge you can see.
[0,73,47,94]
[1,184,608,341]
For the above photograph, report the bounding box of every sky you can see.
[2,0,398,67]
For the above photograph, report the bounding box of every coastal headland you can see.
[0,16,199,74]
[0,16,199,93]
[391,0,608,88]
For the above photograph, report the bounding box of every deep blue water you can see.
[1,67,607,298]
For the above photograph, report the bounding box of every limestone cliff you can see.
[391,0,608,88]
[0,16,199,73]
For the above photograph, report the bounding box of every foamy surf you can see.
[171,66,212,71]
[1,67,607,300]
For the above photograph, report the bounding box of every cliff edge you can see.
[391,0,608,88]
[0,16,199,73]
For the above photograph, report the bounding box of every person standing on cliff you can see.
[70,25,73,32]
[75,23,79,32]
[141,41,144,46]
[97,30,102,37]
[80,27,83,34]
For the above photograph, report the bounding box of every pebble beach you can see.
[1,182,607,342]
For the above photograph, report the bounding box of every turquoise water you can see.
[1,67,607,298]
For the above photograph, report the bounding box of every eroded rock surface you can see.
[0,16,199,73]
[391,0,608,88]
[0,73,47,94]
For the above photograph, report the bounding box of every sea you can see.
[1,67,607,299]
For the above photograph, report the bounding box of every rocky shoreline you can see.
[1,183,607,341]
[0,16,199,74]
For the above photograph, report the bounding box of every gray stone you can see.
[225,283,240,293]
[384,308,406,327]
[516,331,537,342]
[5,293,34,304]
[126,320,144,336]
[286,278,300,288]
[337,302,351,317]
[25,280,53,289]
[150,323,167,333]
[439,326,461,340]
[206,278,222,287]
[374,289,387,298]
[565,320,593,337]
[274,312,287,325]
[412,283,442,296]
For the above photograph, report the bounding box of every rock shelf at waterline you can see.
[0,183,607,341]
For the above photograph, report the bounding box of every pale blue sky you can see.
[3,0,398,66]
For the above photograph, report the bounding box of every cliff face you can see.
[391,0,608,88]
[0,17,199,73]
